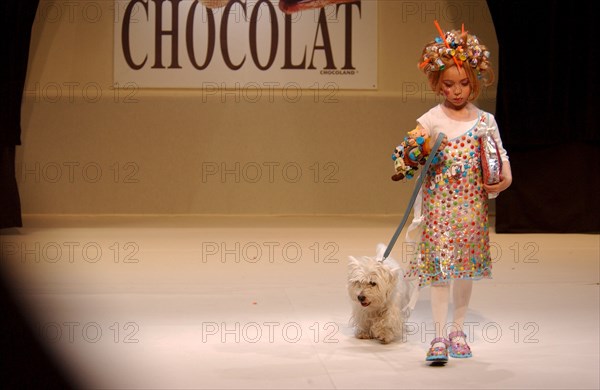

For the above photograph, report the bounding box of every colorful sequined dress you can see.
[405,104,508,287]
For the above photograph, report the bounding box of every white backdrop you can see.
[114,0,377,89]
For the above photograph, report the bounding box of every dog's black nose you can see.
[358,295,366,302]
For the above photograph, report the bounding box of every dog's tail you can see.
[376,243,419,318]
[401,279,420,318]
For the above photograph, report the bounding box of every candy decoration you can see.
[403,114,494,287]
[434,19,462,71]
[419,21,492,77]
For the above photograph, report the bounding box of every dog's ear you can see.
[348,256,359,271]
[347,256,361,281]
[375,243,387,261]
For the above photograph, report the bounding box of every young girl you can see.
[402,24,512,364]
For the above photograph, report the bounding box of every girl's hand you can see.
[483,160,512,195]
[428,134,448,155]
[439,135,449,151]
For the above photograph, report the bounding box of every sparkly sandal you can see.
[426,337,449,363]
[448,331,472,358]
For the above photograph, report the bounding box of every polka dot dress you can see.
[407,115,492,287]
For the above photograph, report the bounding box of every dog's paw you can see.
[355,330,372,340]
[375,329,395,344]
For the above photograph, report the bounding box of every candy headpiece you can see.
[419,21,492,80]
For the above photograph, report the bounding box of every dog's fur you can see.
[348,246,410,344]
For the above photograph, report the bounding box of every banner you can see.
[114,0,377,89]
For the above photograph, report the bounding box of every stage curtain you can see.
[487,0,600,233]
[0,1,39,228]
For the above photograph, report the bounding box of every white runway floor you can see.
[1,215,598,389]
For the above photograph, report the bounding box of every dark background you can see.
[487,0,600,233]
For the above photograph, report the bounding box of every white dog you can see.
[348,245,411,344]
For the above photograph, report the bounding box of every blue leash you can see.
[382,133,446,262]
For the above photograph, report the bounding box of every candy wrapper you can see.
[480,126,503,185]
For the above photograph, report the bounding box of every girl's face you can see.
[439,66,471,110]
